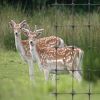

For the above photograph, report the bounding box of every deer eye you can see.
[30,41,34,46]
[30,41,33,44]
[15,32,18,35]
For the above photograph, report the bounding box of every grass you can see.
[0,4,100,100]
[0,49,55,100]
[0,49,100,100]
[0,5,100,80]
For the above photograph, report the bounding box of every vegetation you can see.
[1,0,100,9]
[0,49,100,100]
[0,5,100,80]
[0,2,100,100]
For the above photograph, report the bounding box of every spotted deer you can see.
[9,20,65,80]
[9,20,36,80]
[23,25,64,48]
[22,28,65,70]
[22,29,84,82]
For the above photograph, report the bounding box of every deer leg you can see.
[28,59,34,80]
[43,68,49,80]
[38,62,43,72]
[51,74,56,81]
[52,74,56,85]
[78,51,84,75]
[73,54,82,82]
[66,58,82,82]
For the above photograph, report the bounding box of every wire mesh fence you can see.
[51,0,100,100]
[0,0,100,100]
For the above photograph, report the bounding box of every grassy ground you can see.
[0,5,100,80]
[0,5,100,100]
[0,49,55,100]
[0,49,100,100]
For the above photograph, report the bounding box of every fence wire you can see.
[52,0,100,100]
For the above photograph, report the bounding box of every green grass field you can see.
[0,5,100,100]
[0,49,100,100]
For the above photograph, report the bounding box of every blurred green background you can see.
[0,0,100,100]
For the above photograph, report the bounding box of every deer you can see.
[23,25,64,48]
[22,27,65,70]
[9,20,38,80]
[9,20,65,80]
[22,28,84,82]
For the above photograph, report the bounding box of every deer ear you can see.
[35,29,44,38]
[22,28,30,37]
[20,20,28,28]
[35,32,42,38]
[9,20,16,28]
[20,20,26,25]
[9,22,13,28]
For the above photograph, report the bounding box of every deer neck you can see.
[15,35,27,62]
[15,35,23,52]
[30,41,42,69]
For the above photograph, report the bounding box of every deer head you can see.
[9,20,28,37]
[22,25,44,38]
[22,27,44,45]
[22,27,44,61]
